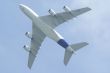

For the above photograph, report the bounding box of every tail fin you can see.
[64,42,88,65]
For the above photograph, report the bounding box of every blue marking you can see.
[57,39,69,48]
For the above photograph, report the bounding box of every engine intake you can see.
[23,45,30,52]
[63,6,71,12]
[48,9,56,16]
[25,32,32,39]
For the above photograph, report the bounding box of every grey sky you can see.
[0,0,110,73]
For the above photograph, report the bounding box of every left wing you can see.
[28,23,46,69]
[40,7,91,28]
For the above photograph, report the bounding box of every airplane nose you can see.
[19,4,26,10]
[19,4,23,9]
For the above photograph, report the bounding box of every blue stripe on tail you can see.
[57,39,69,49]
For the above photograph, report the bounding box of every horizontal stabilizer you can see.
[64,49,73,65]
[64,42,88,65]
[70,42,88,51]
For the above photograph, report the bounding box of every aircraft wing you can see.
[28,23,46,69]
[40,7,91,28]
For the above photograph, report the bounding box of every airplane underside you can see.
[19,4,91,69]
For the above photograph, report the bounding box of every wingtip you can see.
[84,42,89,45]
[28,62,32,69]
[64,61,68,66]
[87,7,92,11]
[28,65,32,69]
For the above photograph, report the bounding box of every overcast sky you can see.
[0,0,110,73]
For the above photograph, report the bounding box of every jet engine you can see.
[48,9,56,16]
[23,45,30,52]
[25,32,32,39]
[63,6,71,12]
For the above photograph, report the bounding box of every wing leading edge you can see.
[28,23,46,69]
[40,7,91,28]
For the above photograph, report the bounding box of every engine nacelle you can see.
[23,45,30,52]
[25,32,32,39]
[63,6,71,12]
[48,9,56,16]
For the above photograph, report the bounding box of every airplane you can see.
[19,4,91,69]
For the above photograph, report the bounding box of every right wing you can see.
[28,23,46,69]
[40,7,91,28]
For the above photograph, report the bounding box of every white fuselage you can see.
[19,4,63,42]
[34,18,64,42]
[19,4,74,52]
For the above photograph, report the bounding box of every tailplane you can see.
[70,42,88,51]
[64,48,73,65]
[64,42,88,65]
